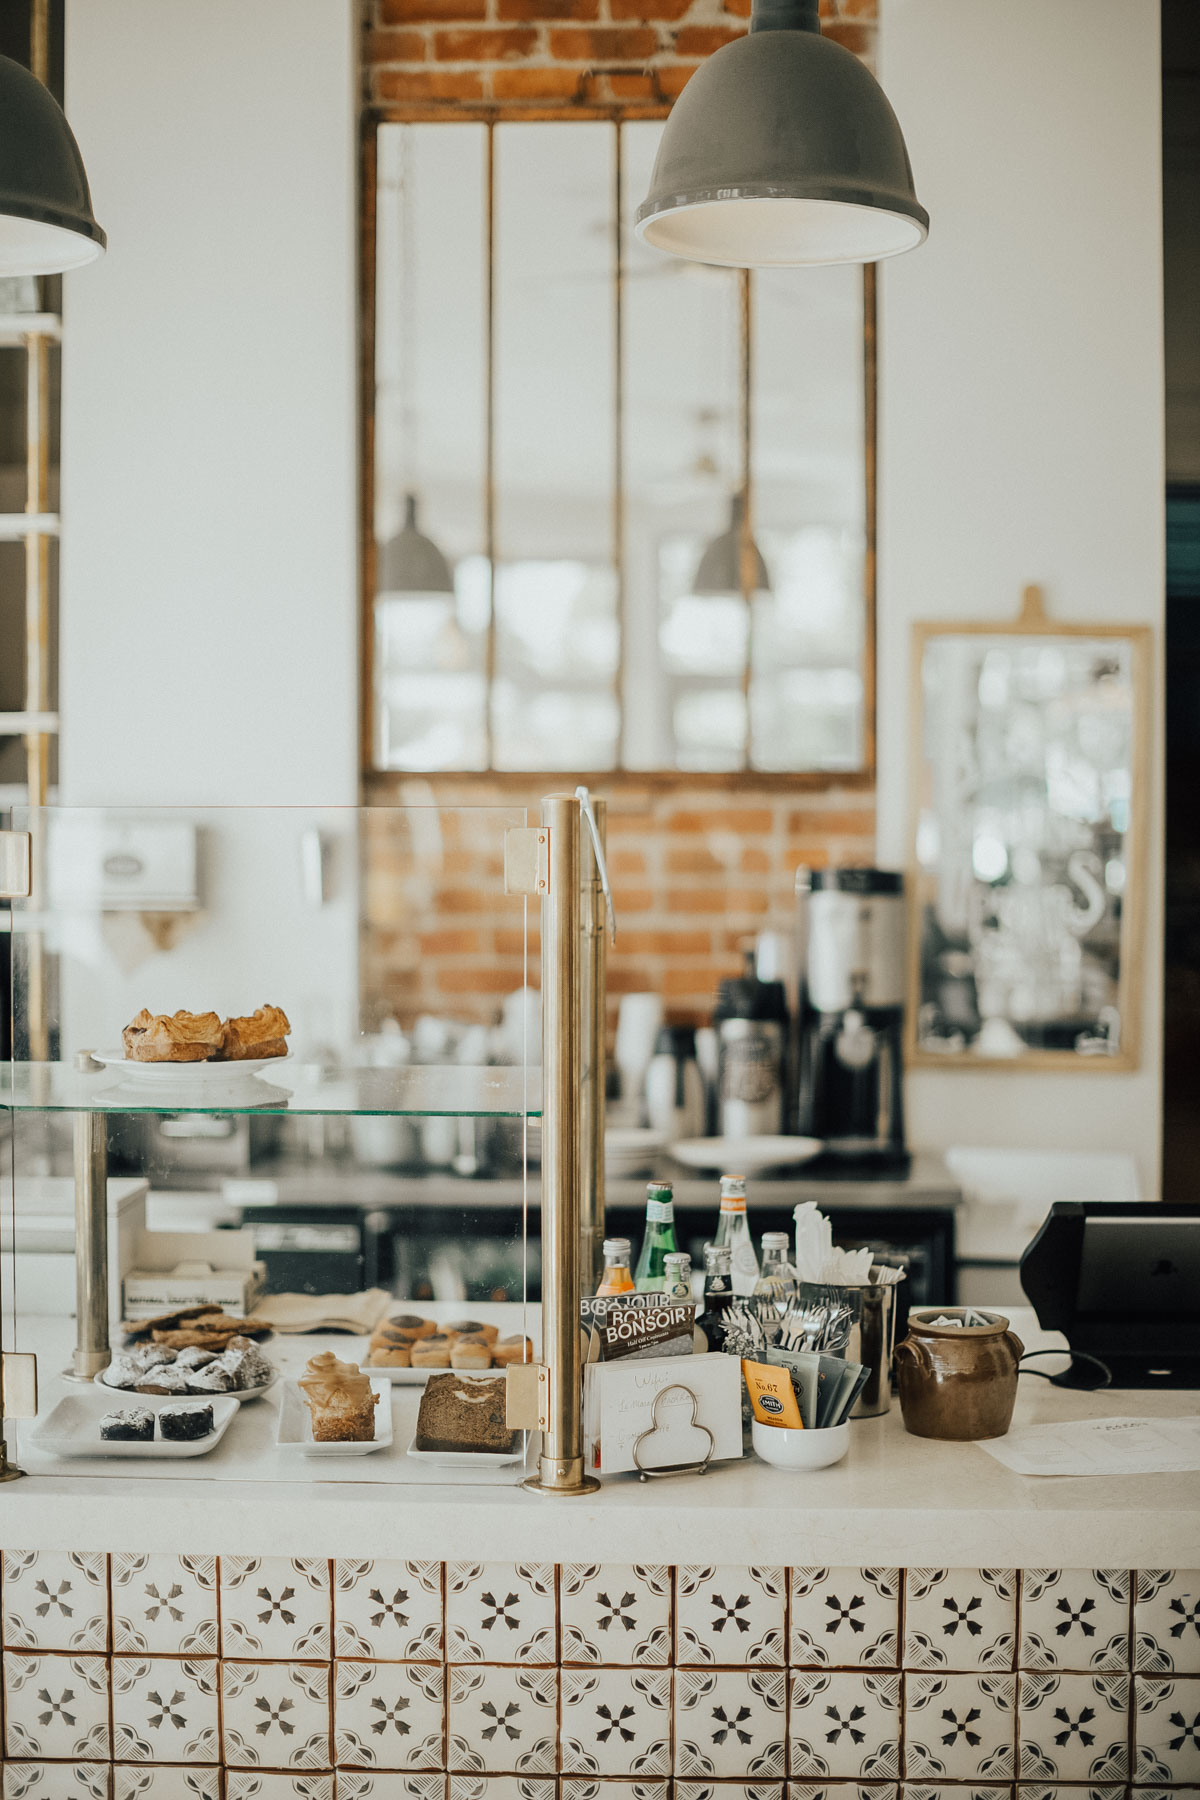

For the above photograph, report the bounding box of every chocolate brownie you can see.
[100,1408,154,1441]
[158,1401,214,1441]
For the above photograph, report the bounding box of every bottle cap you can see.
[704,1243,732,1271]
[602,1237,631,1259]
[762,1232,790,1250]
[664,1252,690,1269]
[646,1182,673,1201]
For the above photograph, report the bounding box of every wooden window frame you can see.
[360,104,878,796]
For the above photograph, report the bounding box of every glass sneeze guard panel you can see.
[2,803,538,1489]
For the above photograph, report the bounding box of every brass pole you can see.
[738,266,754,772]
[579,797,607,1296]
[525,793,598,1496]
[63,1107,112,1383]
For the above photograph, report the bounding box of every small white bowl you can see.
[752,1418,849,1471]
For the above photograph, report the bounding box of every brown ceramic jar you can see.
[893,1308,1024,1441]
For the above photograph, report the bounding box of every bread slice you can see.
[414,1372,515,1455]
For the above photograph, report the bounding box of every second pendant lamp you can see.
[637,0,927,268]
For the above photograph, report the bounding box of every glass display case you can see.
[0,797,606,1496]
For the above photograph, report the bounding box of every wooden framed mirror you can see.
[907,587,1151,1070]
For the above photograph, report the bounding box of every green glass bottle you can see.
[634,1181,678,1292]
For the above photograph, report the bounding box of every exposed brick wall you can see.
[363,0,876,108]
[359,0,879,1037]
[362,782,875,1031]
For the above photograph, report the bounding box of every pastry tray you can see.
[276,1375,393,1456]
[30,1390,239,1460]
[405,1431,527,1469]
[96,1370,277,1405]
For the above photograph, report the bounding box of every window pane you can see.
[748,264,866,770]
[620,119,744,771]
[374,123,488,769]
[492,122,617,769]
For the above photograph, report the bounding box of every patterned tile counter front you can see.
[1,1553,1197,1796]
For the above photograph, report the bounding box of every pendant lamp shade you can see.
[636,0,927,268]
[378,493,455,596]
[693,494,770,595]
[0,54,106,275]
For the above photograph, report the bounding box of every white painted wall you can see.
[60,0,358,808]
[876,0,1165,1192]
[56,0,360,1055]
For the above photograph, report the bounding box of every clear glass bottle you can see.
[634,1181,679,1291]
[663,1251,692,1302]
[701,1241,734,1353]
[713,1172,760,1296]
[596,1236,634,1297]
[754,1230,797,1303]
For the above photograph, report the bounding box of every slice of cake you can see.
[159,1401,215,1441]
[100,1407,154,1442]
[298,1351,378,1442]
[414,1373,516,1455]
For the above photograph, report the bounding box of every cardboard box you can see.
[122,1227,265,1319]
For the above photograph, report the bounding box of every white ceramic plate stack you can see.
[276,1375,393,1456]
[667,1135,823,1175]
[604,1127,666,1179]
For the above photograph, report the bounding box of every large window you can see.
[364,116,875,779]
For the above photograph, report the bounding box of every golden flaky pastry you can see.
[123,1009,223,1063]
[220,1005,291,1061]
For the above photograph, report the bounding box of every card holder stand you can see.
[631,1382,715,1480]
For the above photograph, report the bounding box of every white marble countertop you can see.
[3,1307,1196,1566]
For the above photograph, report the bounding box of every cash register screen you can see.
[1075,1216,1200,1320]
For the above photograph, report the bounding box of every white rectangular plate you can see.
[30,1390,239,1459]
[359,1362,431,1386]
[276,1375,393,1455]
[405,1431,526,1469]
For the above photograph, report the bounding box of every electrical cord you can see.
[1019,1347,1113,1389]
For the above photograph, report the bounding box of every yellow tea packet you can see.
[741,1358,803,1429]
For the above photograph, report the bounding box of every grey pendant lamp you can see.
[0,53,106,274]
[637,0,927,268]
[694,492,770,595]
[378,492,455,596]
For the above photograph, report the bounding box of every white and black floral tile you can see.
[1016,1785,1125,1800]
[788,1671,901,1782]
[676,1667,788,1778]
[1017,1670,1129,1783]
[333,1658,445,1769]
[224,1777,336,1800]
[338,1776,445,1800]
[111,1553,218,1657]
[446,1564,556,1665]
[112,1770,221,1800]
[788,1785,899,1800]
[1019,1569,1130,1670]
[111,1654,220,1764]
[560,1666,672,1776]
[903,1571,1017,1672]
[676,1565,787,1666]
[790,1570,900,1668]
[677,1784,786,1800]
[447,1664,558,1774]
[901,1788,1012,1800]
[560,1782,671,1800]
[2,1650,111,1760]
[220,1557,332,1660]
[334,1559,443,1661]
[1134,1672,1200,1783]
[560,1563,672,1665]
[1,1550,109,1652]
[446,1779,553,1800]
[220,1659,331,1770]
[1,1766,111,1800]
[1134,1568,1200,1673]
[902,1672,1016,1783]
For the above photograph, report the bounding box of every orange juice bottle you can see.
[597,1235,634,1296]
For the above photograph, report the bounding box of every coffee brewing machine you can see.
[795,868,909,1172]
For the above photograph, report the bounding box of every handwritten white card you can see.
[976,1415,1200,1477]
[583,1353,743,1476]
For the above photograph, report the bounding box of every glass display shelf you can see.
[0,1061,542,1118]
